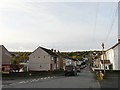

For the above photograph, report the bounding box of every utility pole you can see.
[102,43,105,74]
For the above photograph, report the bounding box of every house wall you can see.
[105,49,115,70]
[118,44,120,70]
[105,44,120,70]
[51,56,59,70]
[29,48,51,71]
[0,46,2,71]
[64,59,76,66]
[113,44,119,70]
[58,57,64,70]
[2,46,11,65]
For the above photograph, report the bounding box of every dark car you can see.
[76,66,81,72]
[64,65,77,76]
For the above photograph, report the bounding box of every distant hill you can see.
[61,51,101,60]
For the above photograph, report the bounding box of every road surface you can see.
[2,66,100,88]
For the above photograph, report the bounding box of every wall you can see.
[2,46,11,65]
[29,48,51,71]
[105,49,115,70]
[118,43,120,70]
[0,46,2,72]
[113,44,120,70]
[105,44,120,70]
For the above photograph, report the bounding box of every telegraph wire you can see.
[91,2,99,50]
[92,2,99,41]
[103,4,118,44]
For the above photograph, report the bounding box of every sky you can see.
[0,0,119,52]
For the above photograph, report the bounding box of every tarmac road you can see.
[2,65,100,88]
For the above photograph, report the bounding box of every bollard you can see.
[99,71,104,80]
[96,71,104,80]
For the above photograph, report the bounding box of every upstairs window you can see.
[54,57,57,64]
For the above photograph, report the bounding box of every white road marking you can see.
[47,77,50,79]
[3,76,57,86]
[19,81,26,84]
[41,78,44,80]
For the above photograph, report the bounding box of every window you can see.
[54,60,57,64]
[44,56,45,58]
[38,56,40,58]
[40,65,42,68]
[54,57,57,64]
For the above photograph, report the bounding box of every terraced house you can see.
[29,47,63,71]
[104,39,120,70]
[100,39,120,70]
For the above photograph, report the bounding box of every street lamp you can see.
[102,43,105,74]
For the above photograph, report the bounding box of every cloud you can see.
[0,2,118,51]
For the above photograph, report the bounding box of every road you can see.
[2,66,100,88]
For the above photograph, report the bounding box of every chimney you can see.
[57,50,60,53]
[54,50,56,53]
[118,35,120,42]
[118,39,120,42]
[51,49,53,52]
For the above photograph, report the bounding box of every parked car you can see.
[64,65,77,76]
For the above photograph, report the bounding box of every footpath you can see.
[91,67,120,89]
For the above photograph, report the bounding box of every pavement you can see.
[91,67,120,89]
[98,72,120,88]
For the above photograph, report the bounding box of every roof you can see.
[40,47,58,57]
[30,46,59,57]
[100,60,111,64]
[0,45,12,57]
[106,42,120,51]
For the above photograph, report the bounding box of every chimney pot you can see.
[51,49,53,52]
[54,50,56,53]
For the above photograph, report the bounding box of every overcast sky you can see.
[0,0,118,52]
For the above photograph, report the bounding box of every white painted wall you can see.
[118,44,120,70]
[113,46,118,70]
[105,49,115,70]
[105,43,120,70]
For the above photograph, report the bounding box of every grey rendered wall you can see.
[29,48,51,71]
[2,46,11,64]
[0,46,2,64]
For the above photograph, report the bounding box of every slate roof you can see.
[106,42,120,51]
[40,47,58,57]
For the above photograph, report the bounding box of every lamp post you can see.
[102,43,105,74]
